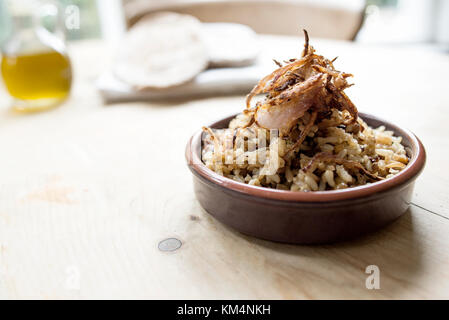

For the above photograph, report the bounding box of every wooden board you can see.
[0,36,448,299]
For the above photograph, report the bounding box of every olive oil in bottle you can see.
[1,50,72,111]
[1,0,72,112]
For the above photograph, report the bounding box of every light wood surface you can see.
[0,36,448,299]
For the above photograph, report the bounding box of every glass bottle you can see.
[1,0,72,112]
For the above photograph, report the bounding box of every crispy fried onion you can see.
[303,152,384,181]
[202,126,218,141]
[254,74,326,135]
[245,47,314,109]
[283,110,318,159]
[245,30,358,137]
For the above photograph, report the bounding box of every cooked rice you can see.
[202,110,409,191]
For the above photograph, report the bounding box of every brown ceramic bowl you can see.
[185,113,426,244]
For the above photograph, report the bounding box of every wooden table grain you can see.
[0,36,448,299]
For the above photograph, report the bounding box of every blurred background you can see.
[2,0,449,48]
[1,0,449,107]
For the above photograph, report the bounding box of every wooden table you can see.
[0,36,448,299]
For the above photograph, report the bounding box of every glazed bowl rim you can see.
[185,112,426,203]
